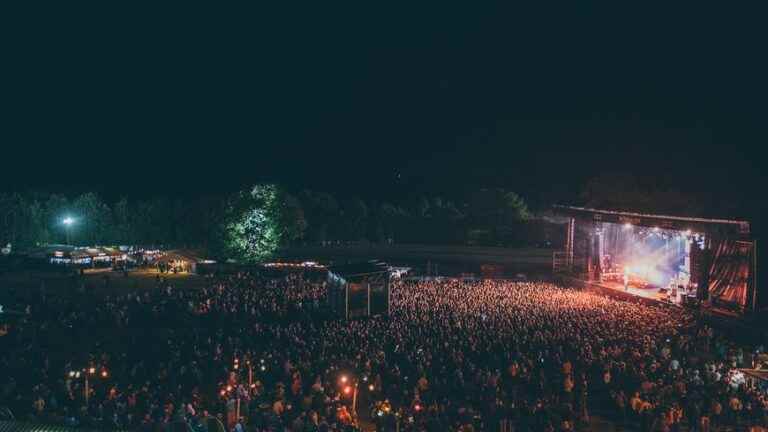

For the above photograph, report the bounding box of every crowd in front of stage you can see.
[1,270,767,432]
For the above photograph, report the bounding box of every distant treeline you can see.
[0,188,561,254]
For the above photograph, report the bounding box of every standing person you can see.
[623,269,630,292]
[614,390,627,431]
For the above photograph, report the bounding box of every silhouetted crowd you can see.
[1,272,767,431]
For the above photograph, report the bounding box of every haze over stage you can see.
[553,206,757,313]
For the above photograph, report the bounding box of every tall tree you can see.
[300,190,339,243]
[44,194,70,244]
[213,185,281,262]
[342,197,368,241]
[278,192,308,245]
[72,193,113,245]
[113,197,134,244]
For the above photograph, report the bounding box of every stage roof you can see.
[328,261,390,278]
[553,205,751,237]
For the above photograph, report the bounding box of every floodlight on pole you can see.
[62,217,76,245]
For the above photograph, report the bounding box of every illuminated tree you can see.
[214,185,284,262]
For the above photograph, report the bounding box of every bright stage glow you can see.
[62,217,75,226]
[600,222,691,288]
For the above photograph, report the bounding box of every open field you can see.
[280,244,554,274]
[0,269,207,302]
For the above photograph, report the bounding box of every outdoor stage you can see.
[553,206,757,314]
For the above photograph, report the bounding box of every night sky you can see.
[3,3,766,217]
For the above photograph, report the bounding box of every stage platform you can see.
[560,276,684,307]
[597,280,672,302]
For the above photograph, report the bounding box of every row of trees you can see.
[0,192,224,251]
[0,187,533,261]
[212,186,536,261]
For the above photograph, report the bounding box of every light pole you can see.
[339,374,360,422]
[62,217,75,245]
[68,366,106,405]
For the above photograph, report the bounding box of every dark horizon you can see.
[3,3,766,220]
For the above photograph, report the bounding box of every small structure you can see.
[156,249,216,274]
[327,261,391,319]
[27,245,128,267]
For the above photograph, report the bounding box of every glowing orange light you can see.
[343,386,352,395]
[88,367,96,374]
[101,370,108,378]
[414,404,422,411]
[368,384,375,391]
[226,385,232,392]
[340,375,348,384]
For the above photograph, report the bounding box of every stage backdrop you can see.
[707,239,755,310]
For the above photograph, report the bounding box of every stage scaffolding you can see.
[552,206,758,314]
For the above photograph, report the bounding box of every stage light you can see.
[414,404,422,412]
[623,223,632,229]
[260,365,266,371]
[88,367,96,374]
[226,385,233,392]
[343,386,352,395]
[653,227,660,232]
[340,375,348,384]
[101,370,108,378]
[368,384,375,391]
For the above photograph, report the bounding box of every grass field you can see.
[0,269,207,304]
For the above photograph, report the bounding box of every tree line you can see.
[0,187,540,259]
[0,192,224,251]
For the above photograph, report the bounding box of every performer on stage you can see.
[623,268,629,291]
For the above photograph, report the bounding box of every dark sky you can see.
[2,3,766,214]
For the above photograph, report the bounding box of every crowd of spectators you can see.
[1,271,767,431]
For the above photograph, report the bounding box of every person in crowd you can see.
[1,271,767,431]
